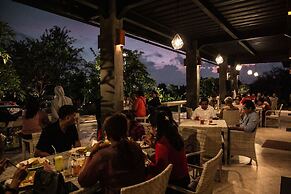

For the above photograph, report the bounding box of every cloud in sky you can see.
[140,56,186,85]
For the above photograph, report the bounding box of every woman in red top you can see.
[148,107,189,188]
[133,90,147,117]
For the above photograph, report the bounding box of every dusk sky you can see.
[0,0,283,85]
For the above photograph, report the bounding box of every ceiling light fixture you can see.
[254,72,259,77]
[247,70,253,75]
[215,54,223,64]
[171,34,184,50]
[235,64,242,71]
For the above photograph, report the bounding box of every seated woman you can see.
[147,107,189,188]
[78,113,145,194]
[21,97,49,140]
[122,110,145,141]
[219,97,239,118]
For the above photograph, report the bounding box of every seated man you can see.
[192,97,216,120]
[35,105,81,157]
[228,100,259,132]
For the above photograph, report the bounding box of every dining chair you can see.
[222,109,240,126]
[168,149,223,194]
[229,129,258,166]
[120,164,173,194]
[21,132,41,159]
[182,128,223,181]
[264,103,283,128]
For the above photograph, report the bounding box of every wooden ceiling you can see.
[15,0,291,66]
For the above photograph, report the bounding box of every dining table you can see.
[179,119,228,163]
[0,141,155,194]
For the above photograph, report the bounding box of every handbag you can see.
[33,169,68,194]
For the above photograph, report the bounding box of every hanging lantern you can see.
[247,70,253,75]
[171,34,184,50]
[235,64,242,71]
[215,54,223,64]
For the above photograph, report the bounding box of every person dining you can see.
[20,97,49,140]
[219,97,239,118]
[0,137,28,194]
[35,105,81,157]
[228,100,259,133]
[147,107,189,188]
[192,97,216,120]
[78,113,145,194]
[51,85,73,122]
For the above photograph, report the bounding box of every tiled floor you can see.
[214,117,291,194]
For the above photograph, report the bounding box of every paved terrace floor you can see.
[3,114,291,194]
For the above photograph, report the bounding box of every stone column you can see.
[186,41,199,109]
[99,0,124,122]
[219,58,227,102]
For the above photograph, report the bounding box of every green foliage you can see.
[9,26,83,97]
[200,77,219,97]
[0,21,15,50]
[238,84,250,95]
[250,67,291,104]
[123,49,156,96]
[157,83,185,102]
[0,22,23,101]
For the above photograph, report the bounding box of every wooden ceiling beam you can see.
[192,0,256,56]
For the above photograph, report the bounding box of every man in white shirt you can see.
[192,98,216,120]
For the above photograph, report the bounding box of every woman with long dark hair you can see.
[148,106,189,188]
[21,97,49,139]
[78,113,145,194]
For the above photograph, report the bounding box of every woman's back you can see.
[154,136,188,182]
[78,140,145,194]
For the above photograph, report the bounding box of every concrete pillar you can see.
[99,0,124,122]
[186,41,199,109]
[219,58,227,102]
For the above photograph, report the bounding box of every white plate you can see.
[16,157,49,168]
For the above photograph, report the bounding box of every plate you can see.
[16,157,49,168]
[19,171,36,188]
[69,146,87,155]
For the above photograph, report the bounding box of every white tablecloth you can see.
[179,119,227,158]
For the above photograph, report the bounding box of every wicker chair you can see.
[222,110,240,126]
[229,130,258,165]
[120,164,172,194]
[182,128,223,181]
[168,149,223,194]
[264,104,283,128]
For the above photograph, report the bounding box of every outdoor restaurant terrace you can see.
[0,0,291,194]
